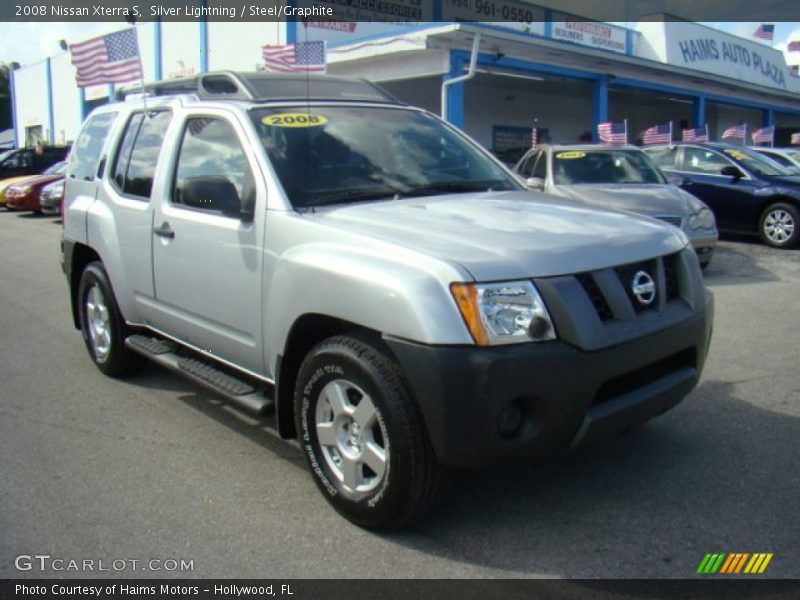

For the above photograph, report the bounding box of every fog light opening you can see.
[498,401,524,438]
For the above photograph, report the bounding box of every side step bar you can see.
[125,334,274,415]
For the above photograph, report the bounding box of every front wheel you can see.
[77,262,144,377]
[759,203,799,248]
[294,334,448,529]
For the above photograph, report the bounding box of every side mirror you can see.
[180,176,244,219]
[720,165,744,180]
[525,176,545,191]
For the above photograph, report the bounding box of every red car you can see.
[5,162,67,212]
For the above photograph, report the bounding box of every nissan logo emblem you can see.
[631,271,656,306]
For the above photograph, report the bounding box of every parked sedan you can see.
[645,143,800,248]
[514,144,718,268]
[749,147,800,175]
[5,162,67,212]
[0,175,31,209]
[39,178,65,216]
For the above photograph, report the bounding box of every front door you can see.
[150,114,265,375]
[677,146,759,231]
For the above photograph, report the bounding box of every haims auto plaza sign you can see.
[677,37,787,88]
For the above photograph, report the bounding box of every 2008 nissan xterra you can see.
[62,72,713,529]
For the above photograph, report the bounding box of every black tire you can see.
[759,202,799,248]
[294,333,449,530]
[77,261,144,377]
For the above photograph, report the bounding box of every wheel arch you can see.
[68,243,102,329]
[275,313,384,439]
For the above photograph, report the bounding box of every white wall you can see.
[50,53,81,145]
[208,23,283,72]
[707,103,762,140]
[13,62,48,147]
[465,78,594,148]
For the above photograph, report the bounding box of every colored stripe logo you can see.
[697,553,773,574]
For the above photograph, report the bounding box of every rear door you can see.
[149,111,266,375]
[100,109,174,318]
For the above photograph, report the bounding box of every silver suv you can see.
[62,72,713,529]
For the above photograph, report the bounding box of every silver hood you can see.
[551,183,705,218]
[314,191,687,281]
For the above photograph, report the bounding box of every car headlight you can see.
[688,208,715,230]
[450,280,556,346]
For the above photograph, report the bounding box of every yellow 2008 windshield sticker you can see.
[723,149,747,161]
[262,113,328,127]
[555,151,586,159]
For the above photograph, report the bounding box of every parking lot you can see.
[0,209,797,579]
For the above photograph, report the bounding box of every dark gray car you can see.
[515,144,718,268]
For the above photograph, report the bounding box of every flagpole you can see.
[126,14,148,114]
[624,118,628,145]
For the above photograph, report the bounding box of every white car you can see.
[750,147,800,175]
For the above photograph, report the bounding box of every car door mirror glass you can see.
[525,177,545,191]
[181,176,242,217]
[720,165,743,179]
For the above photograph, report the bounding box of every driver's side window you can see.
[683,148,733,175]
[173,117,254,216]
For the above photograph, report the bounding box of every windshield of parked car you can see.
[0,149,15,163]
[552,149,667,185]
[721,147,792,177]
[43,161,66,175]
[250,106,518,208]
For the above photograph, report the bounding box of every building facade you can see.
[10,13,800,151]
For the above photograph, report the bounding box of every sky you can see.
[0,21,798,67]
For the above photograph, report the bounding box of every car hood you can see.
[551,183,699,217]
[762,175,800,189]
[0,175,32,192]
[313,191,686,281]
[12,173,64,189]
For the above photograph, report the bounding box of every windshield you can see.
[721,147,792,177]
[249,106,518,208]
[43,161,66,175]
[552,149,667,185]
[0,149,16,163]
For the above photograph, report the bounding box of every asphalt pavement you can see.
[1,210,798,579]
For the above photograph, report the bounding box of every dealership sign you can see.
[638,22,797,92]
[552,15,628,54]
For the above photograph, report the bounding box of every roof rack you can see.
[116,71,403,105]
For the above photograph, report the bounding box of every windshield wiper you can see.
[399,180,513,198]
[304,188,399,208]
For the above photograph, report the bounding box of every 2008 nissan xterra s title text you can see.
[62,72,713,529]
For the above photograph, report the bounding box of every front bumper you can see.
[386,292,713,469]
[687,229,718,265]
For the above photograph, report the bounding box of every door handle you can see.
[154,221,175,239]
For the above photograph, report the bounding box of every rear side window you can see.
[112,111,172,199]
[646,147,677,169]
[69,112,117,181]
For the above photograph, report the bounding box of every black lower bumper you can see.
[385,296,713,469]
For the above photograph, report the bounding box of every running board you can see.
[125,334,274,414]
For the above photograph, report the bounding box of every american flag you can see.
[791,132,800,145]
[682,125,709,142]
[753,24,774,41]
[262,42,326,73]
[70,29,142,88]
[531,119,538,148]
[640,123,672,146]
[788,40,800,52]
[597,120,627,145]
[751,126,775,145]
[722,123,747,141]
